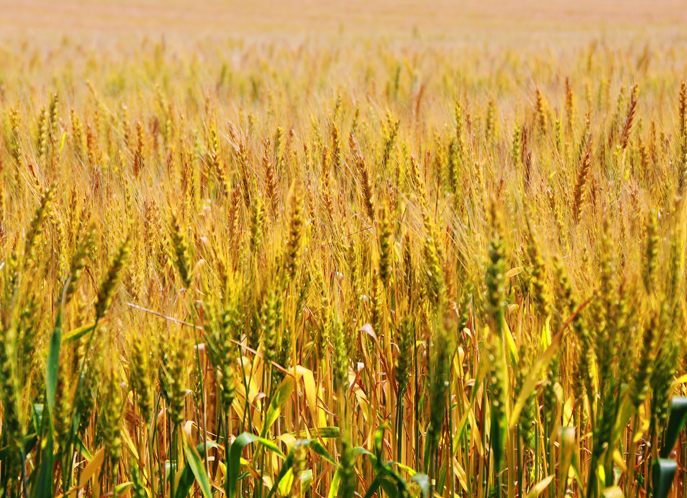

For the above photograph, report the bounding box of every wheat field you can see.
[1,2,687,498]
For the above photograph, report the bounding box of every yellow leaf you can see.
[540,318,552,350]
[277,433,298,447]
[121,425,140,461]
[563,397,574,425]
[672,374,687,390]
[79,447,105,488]
[598,465,606,488]
[63,322,97,343]
[613,395,637,445]
[633,405,650,443]
[278,468,295,496]
[502,322,519,365]
[525,476,554,498]
[296,365,325,428]
[613,449,627,472]
[184,420,197,438]
[468,409,484,456]
[603,486,625,498]
[453,461,469,492]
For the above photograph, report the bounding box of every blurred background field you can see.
[2,0,687,41]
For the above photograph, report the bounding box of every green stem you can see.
[20,449,28,498]
[517,435,523,498]
[414,327,420,472]
[396,390,405,463]
[230,410,231,496]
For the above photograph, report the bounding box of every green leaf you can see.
[557,427,576,490]
[364,473,395,498]
[652,459,678,498]
[350,446,375,462]
[266,445,296,498]
[0,434,37,460]
[31,310,63,498]
[411,473,430,498]
[373,426,385,468]
[74,435,93,461]
[183,435,213,498]
[438,457,450,495]
[32,404,43,434]
[175,438,217,498]
[308,439,337,465]
[31,424,53,498]
[262,377,295,437]
[660,396,687,458]
[227,432,285,498]
[300,469,313,492]
[394,462,418,477]
[176,465,196,498]
[490,399,506,474]
[266,437,338,498]
[311,427,341,439]
[115,482,134,495]
[196,440,220,454]
[363,463,409,498]
[328,468,341,498]
[278,468,295,496]
[45,309,63,415]
[288,427,341,439]
[510,331,561,429]
[327,445,386,498]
